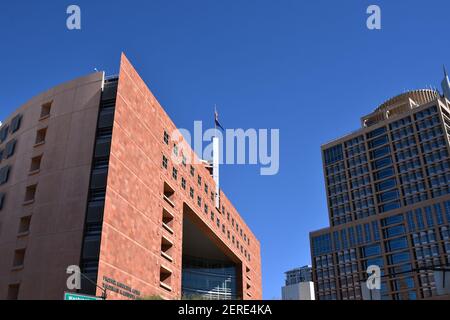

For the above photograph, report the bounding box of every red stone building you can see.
[0,54,262,300]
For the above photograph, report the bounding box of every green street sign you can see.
[64,292,102,301]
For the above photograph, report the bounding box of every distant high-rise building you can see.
[281,266,315,300]
[310,71,450,300]
[284,266,313,286]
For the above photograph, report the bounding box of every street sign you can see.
[64,292,102,301]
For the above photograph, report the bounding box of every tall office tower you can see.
[0,54,262,300]
[281,266,315,300]
[310,72,450,300]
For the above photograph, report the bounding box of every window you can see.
[0,124,9,143]
[197,196,202,207]
[0,166,11,185]
[0,193,5,210]
[160,265,172,291]
[7,284,20,300]
[197,175,202,186]
[13,249,26,268]
[415,209,425,230]
[173,144,178,156]
[30,155,42,173]
[324,145,344,165]
[18,216,32,234]
[371,145,390,159]
[172,168,178,180]
[90,167,108,190]
[406,211,415,232]
[163,131,169,145]
[368,135,389,149]
[35,128,47,145]
[361,244,381,257]
[204,184,208,194]
[24,184,37,203]
[4,140,16,159]
[385,237,408,252]
[376,178,396,192]
[163,182,175,206]
[374,167,394,180]
[388,252,411,265]
[181,177,186,190]
[434,204,444,225]
[378,190,399,203]
[379,200,401,213]
[189,187,194,199]
[98,106,114,129]
[382,214,404,226]
[372,221,381,241]
[425,207,434,227]
[372,156,392,170]
[162,155,168,169]
[367,126,387,139]
[162,208,174,233]
[384,225,405,238]
[190,166,195,177]
[10,114,22,133]
[161,236,174,261]
[40,102,52,118]
[94,135,112,159]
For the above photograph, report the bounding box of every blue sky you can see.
[1,0,449,299]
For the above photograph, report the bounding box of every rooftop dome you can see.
[375,89,440,113]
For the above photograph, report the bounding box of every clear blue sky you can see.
[1,0,449,299]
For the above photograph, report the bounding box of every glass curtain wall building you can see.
[310,73,450,300]
[182,256,238,300]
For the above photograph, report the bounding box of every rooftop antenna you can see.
[442,64,450,99]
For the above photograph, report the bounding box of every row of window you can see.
[0,114,22,144]
[161,136,252,257]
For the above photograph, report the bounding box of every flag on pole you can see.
[214,107,225,131]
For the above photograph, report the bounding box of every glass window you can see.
[406,211,415,232]
[362,244,381,257]
[324,145,344,165]
[382,214,404,226]
[378,190,399,203]
[372,157,392,170]
[379,200,401,213]
[369,135,389,149]
[384,225,405,238]
[367,126,387,139]
[374,167,394,180]
[376,178,397,192]
[388,252,411,264]
[385,237,408,252]
[372,221,381,241]
[371,146,391,159]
